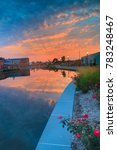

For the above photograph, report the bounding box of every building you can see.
[0,68,30,80]
[11,58,29,67]
[81,52,100,66]
[4,58,29,69]
[0,58,5,70]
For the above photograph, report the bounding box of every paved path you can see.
[36,82,76,150]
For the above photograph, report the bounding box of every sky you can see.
[0,0,100,62]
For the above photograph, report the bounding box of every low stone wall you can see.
[36,82,76,150]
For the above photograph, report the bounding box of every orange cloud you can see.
[19,28,73,46]
[0,34,99,61]
[0,16,99,62]
[79,24,96,33]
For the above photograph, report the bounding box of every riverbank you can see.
[60,66,100,150]
[35,66,100,150]
[36,82,76,150]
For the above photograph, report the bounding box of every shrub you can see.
[74,66,100,93]
[60,116,100,150]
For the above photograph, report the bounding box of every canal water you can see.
[0,69,75,150]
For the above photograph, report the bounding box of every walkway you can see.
[36,82,76,150]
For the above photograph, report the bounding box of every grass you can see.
[74,66,100,93]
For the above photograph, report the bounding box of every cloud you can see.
[0,0,100,61]
[0,24,99,62]
[0,0,99,44]
[55,13,69,19]
[12,27,73,49]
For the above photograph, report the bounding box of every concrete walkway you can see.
[36,82,76,150]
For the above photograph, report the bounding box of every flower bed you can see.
[59,66,100,149]
[74,66,100,102]
[59,115,100,150]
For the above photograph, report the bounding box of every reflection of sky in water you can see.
[0,70,74,93]
[0,69,75,150]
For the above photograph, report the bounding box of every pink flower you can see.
[75,134,81,138]
[92,95,96,99]
[58,116,63,119]
[83,114,88,118]
[81,118,85,121]
[77,117,85,122]
[93,130,100,136]
[77,118,81,122]
[69,119,74,123]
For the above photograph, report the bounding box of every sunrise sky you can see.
[0,0,100,62]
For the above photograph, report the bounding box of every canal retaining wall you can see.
[36,82,76,150]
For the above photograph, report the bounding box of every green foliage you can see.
[74,66,100,93]
[61,56,65,62]
[52,58,59,63]
[61,117,100,150]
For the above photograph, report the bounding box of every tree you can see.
[52,58,58,63]
[61,56,65,62]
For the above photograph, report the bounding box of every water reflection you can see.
[0,69,75,150]
[0,69,30,80]
[61,71,66,77]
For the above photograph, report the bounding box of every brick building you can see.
[0,58,5,70]
[4,58,29,69]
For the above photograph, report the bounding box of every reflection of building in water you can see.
[0,72,7,80]
[0,58,5,70]
[0,69,30,80]
[4,58,29,70]
[61,71,66,77]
